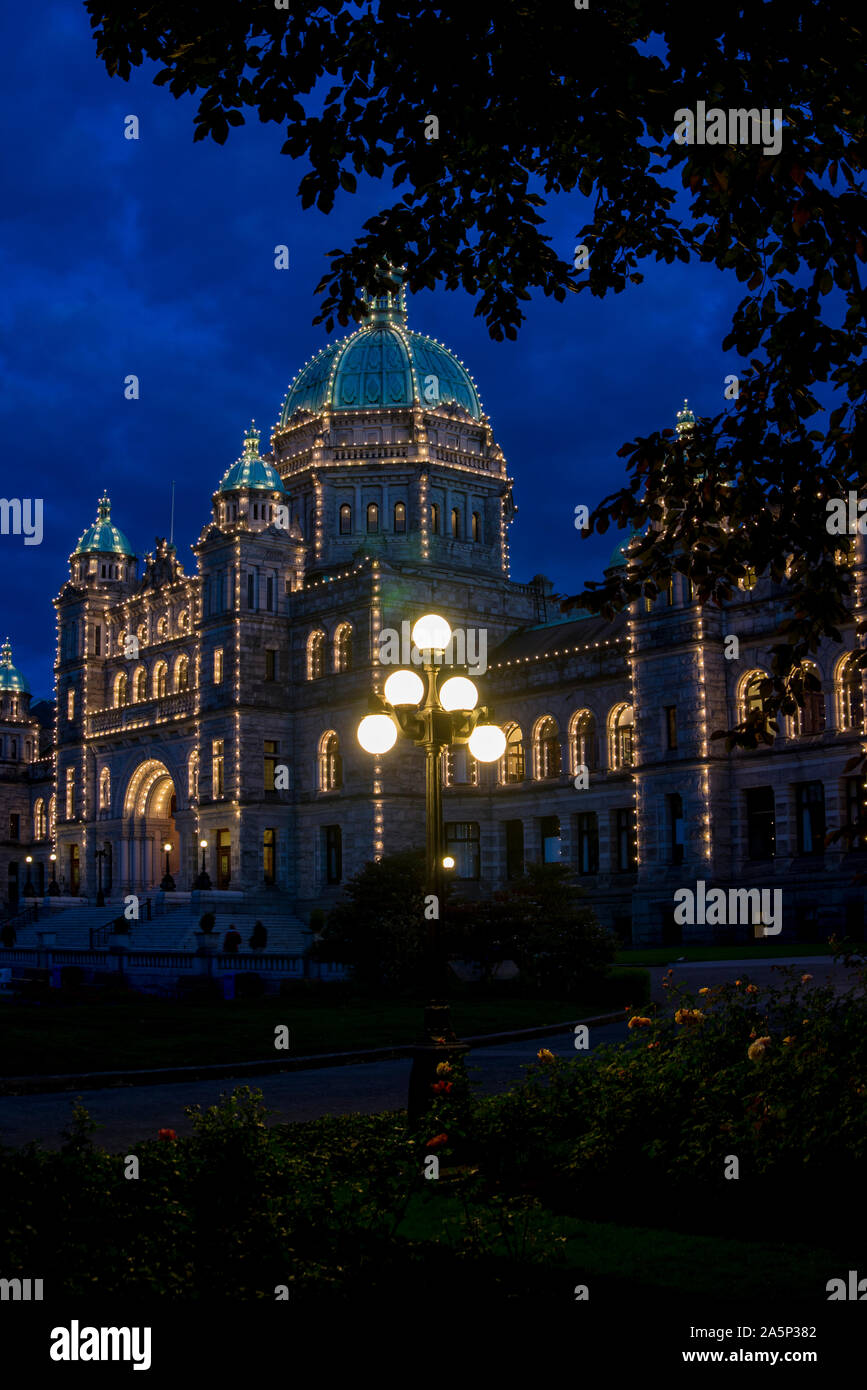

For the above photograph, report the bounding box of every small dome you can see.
[609,529,642,568]
[676,398,695,436]
[219,423,287,494]
[73,493,134,557]
[280,271,483,423]
[0,639,29,693]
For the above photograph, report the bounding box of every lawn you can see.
[0,970,646,1077]
[616,941,837,966]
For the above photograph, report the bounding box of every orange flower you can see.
[537,1048,555,1062]
[675,1008,704,1025]
[426,1133,448,1149]
[647,1041,660,1051]
[431,1080,453,1095]
[435,1062,452,1076]
[801,973,813,983]
[783,1036,795,1045]
[698,987,710,995]
[745,984,758,994]
[734,979,742,987]
[627,1016,652,1029]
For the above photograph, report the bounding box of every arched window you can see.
[471,511,481,542]
[34,799,46,840]
[796,664,826,736]
[137,622,148,648]
[178,609,190,633]
[99,767,111,811]
[188,749,199,799]
[366,503,379,534]
[307,630,326,680]
[113,671,128,708]
[534,717,562,779]
[740,670,769,721]
[451,507,461,539]
[48,795,56,834]
[174,653,190,692]
[503,724,525,783]
[837,654,865,732]
[609,704,634,770]
[157,615,169,640]
[339,504,352,535]
[569,710,596,773]
[153,661,168,699]
[334,624,353,673]
[394,501,406,534]
[133,667,147,702]
[319,732,342,792]
[430,502,441,534]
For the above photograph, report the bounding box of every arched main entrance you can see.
[122,759,178,892]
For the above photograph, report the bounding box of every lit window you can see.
[214,648,224,684]
[503,725,525,783]
[335,624,352,673]
[67,688,75,720]
[212,739,225,797]
[319,732,342,792]
[339,504,352,535]
[394,501,406,534]
[65,768,75,820]
[308,631,325,680]
[569,710,596,772]
[838,655,865,732]
[366,503,379,533]
[535,718,561,779]
[609,705,634,770]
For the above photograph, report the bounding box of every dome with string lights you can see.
[73,494,134,557]
[279,272,483,424]
[0,639,29,693]
[219,424,287,493]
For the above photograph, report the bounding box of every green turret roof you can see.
[0,639,29,693]
[73,494,134,557]
[219,424,287,494]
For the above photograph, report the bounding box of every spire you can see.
[0,638,12,668]
[242,421,260,459]
[364,263,408,326]
[676,398,695,437]
[97,492,111,521]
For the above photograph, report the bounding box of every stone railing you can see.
[88,689,194,735]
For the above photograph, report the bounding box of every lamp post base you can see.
[406,1001,469,1127]
[160,874,175,892]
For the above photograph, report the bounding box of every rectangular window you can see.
[214,648,224,684]
[616,808,637,870]
[247,573,255,609]
[746,786,776,859]
[264,740,278,792]
[203,578,211,616]
[267,575,274,611]
[324,825,342,884]
[846,776,865,849]
[65,769,75,820]
[265,649,277,681]
[796,781,825,856]
[540,815,561,863]
[263,828,276,885]
[9,813,20,841]
[666,579,675,606]
[668,793,684,865]
[93,625,101,656]
[446,822,480,880]
[212,739,225,798]
[67,688,75,720]
[577,812,598,875]
[665,706,677,750]
[504,819,524,880]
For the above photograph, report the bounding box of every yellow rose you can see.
[698,987,710,995]
[435,1062,452,1076]
[748,1036,771,1060]
[627,1016,652,1029]
[537,1048,555,1062]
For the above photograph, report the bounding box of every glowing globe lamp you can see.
[411,613,451,653]
[439,676,478,712]
[384,669,425,707]
[358,713,399,754]
[468,723,507,763]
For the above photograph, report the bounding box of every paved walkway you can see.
[0,1021,627,1152]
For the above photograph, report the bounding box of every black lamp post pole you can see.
[405,658,468,1124]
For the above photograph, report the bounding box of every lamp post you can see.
[95,847,105,907]
[48,852,59,896]
[194,838,211,890]
[357,613,506,1123]
[23,854,35,897]
[161,841,175,892]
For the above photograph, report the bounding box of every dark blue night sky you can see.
[1,2,744,699]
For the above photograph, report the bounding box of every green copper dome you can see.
[219,424,286,494]
[0,639,29,693]
[73,494,134,557]
[279,275,483,424]
[609,529,643,569]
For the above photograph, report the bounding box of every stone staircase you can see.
[10,898,311,956]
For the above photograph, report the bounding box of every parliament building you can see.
[2,279,864,944]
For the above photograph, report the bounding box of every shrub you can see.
[199,912,216,934]
[307,849,428,989]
